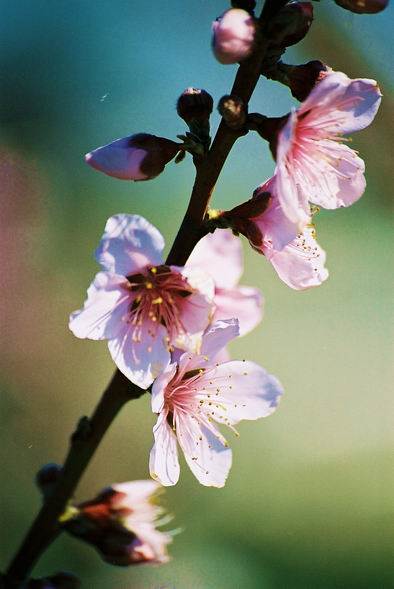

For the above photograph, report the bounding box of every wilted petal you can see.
[108,321,170,389]
[69,272,129,340]
[150,413,180,486]
[176,414,232,487]
[187,231,243,289]
[96,214,165,276]
[265,226,329,290]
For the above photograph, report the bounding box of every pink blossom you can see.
[274,71,382,226]
[149,319,283,487]
[69,215,214,389]
[252,178,329,290]
[187,230,263,338]
[212,9,256,65]
[85,134,180,181]
[67,480,172,566]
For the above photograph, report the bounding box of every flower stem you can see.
[4,2,284,584]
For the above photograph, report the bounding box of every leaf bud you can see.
[35,463,62,499]
[212,9,257,64]
[85,134,181,181]
[217,95,247,130]
[334,0,389,13]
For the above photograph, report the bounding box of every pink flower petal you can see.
[95,214,165,276]
[265,225,329,290]
[198,361,283,424]
[200,319,240,360]
[69,272,130,340]
[306,141,366,209]
[254,177,301,251]
[214,286,263,337]
[108,321,170,389]
[299,71,382,134]
[151,363,178,414]
[187,231,243,289]
[175,414,232,487]
[85,137,149,180]
[149,413,180,486]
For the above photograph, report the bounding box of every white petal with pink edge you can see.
[69,272,130,340]
[149,413,180,486]
[175,414,232,487]
[95,214,165,276]
[213,286,263,337]
[108,320,170,389]
[197,361,283,425]
[265,225,329,290]
[187,231,243,289]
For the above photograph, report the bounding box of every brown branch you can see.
[4,2,286,584]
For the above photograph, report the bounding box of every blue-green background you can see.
[1,1,393,588]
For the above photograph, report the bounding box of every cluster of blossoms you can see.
[65,0,384,575]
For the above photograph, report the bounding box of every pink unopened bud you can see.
[266,2,313,48]
[177,88,214,124]
[334,0,389,13]
[65,481,172,567]
[85,133,180,181]
[212,9,256,65]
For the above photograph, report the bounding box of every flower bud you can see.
[265,2,313,48]
[281,61,329,101]
[25,572,80,589]
[334,0,389,13]
[85,134,181,181]
[64,481,172,566]
[221,191,272,247]
[35,463,62,499]
[176,88,214,125]
[217,95,247,129]
[212,9,257,65]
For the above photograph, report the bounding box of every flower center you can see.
[125,265,193,342]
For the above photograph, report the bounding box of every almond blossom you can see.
[149,319,283,487]
[69,214,214,389]
[66,480,172,566]
[187,230,263,338]
[274,71,382,226]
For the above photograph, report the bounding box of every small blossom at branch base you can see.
[187,230,264,340]
[65,481,172,566]
[85,134,181,181]
[273,71,382,226]
[334,0,389,13]
[265,2,314,48]
[149,319,283,487]
[69,214,214,389]
[212,9,256,65]
[24,572,81,589]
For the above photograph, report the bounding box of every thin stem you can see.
[4,1,284,584]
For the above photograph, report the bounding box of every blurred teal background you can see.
[1,1,393,588]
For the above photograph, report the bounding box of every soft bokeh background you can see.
[1,1,393,588]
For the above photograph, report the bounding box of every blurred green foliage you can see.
[1,1,393,588]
